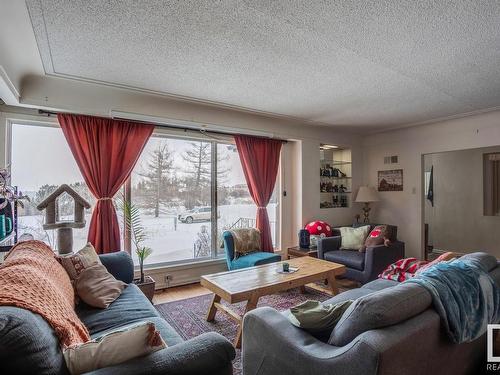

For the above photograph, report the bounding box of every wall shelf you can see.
[320,146,352,209]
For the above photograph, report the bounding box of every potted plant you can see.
[121,197,155,302]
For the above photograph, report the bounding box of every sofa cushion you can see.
[324,250,365,270]
[362,278,399,291]
[329,283,432,346]
[76,284,183,346]
[0,306,69,375]
[489,264,500,287]
[460,252,497,272]
[230,252,281,270]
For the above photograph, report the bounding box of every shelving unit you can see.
[320,146,352,209]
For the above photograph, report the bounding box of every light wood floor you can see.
[152,278,359,305]
[153,283,212,305]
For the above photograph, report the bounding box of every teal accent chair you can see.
[223,230,281,270]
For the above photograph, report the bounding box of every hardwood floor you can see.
[153,283,212,305]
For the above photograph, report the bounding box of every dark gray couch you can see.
[318,224,405,284]
[0,251,235,375]
[242,252,498,375]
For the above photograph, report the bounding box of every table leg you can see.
[206,294,221,322]
[234,293,259,348]
[326,272,339,295]
[299,285,307,293]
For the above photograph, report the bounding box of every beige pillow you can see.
[339,226,371,250]
[57,243,101,281]
[63,321,167,375]
[75,263,127,308]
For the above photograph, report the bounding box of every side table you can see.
[286,246,318,259]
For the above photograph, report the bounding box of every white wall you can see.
[363,110,500,258]
[423,147,500,257]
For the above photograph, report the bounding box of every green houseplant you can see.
[120,196,155,301]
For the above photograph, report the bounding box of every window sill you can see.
[138,256,227,272]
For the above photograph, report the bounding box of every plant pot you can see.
[134,275,155,303]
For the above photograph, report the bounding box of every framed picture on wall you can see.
[378,169,403,191]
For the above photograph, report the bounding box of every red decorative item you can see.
[305,221,332,237]
[58,114,154,254]
[234,135,283,252]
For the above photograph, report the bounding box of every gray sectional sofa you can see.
[242,252,498,375]
[0,251,236,375]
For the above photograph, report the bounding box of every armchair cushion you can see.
[230,252,281,270]
[339,225,371,251]
[324,250,365,271]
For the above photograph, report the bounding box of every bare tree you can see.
[138,142,174,217]
[181,142,230,208]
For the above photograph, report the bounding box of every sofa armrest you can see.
[363,240,405,282]
[242,307,378,375]
[99,251,134,284]
[317,236,342,259]
[83,332,235,375]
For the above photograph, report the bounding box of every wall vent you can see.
[384,155,398,164]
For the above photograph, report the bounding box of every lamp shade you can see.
[355,186,380,203]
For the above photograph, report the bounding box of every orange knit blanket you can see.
[0,240,90,348]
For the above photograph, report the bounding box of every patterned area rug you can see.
[155,286,339,375]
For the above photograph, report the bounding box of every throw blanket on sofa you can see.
[229,228,261,259]
[379,252,456,282]
[405,257,500,343]
[0,240,90,348]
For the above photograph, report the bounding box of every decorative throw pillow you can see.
[57,243,101,282]
[63,321,167,375]
[359,225,395,252]
[230,228,261,259]
[75,263,127,308]
[339,226,371,251]
[288,300,354,333]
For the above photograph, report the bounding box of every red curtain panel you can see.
[58,114,154,254]
[234,135,282,252]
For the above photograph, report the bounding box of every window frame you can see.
[6,120,281,268]
[123,127,281,267]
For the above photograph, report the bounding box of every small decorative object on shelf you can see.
[320,145,352,209]
[121,196,155,302]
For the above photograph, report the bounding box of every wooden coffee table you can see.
[200,257,346,348]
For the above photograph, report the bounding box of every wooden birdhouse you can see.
[36,184,91,254]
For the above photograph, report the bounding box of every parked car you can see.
[178,206,211,223]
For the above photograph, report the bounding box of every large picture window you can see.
[9,123,279,266]
[10,123,94,250]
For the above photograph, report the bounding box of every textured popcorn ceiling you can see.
[26,0,500,129]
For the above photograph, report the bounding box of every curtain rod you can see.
[38,109,287,143]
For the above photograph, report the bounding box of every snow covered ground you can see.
[17,203,277,265]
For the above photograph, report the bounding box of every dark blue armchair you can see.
[223,231,281,270]
[318,224,405,284]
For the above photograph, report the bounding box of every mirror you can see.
[423,146,500,260]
